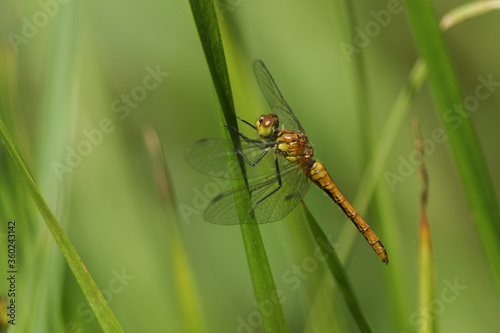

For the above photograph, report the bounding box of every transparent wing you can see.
[185,138,277,180]
[186,60,312,224]
[254,60,306,133]
[204,155,310,224]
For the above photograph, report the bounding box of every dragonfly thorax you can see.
[256,114,280,139]
[277,130,315,166]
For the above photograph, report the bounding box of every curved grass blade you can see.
[0,120,123,332]
[440,0,500,30]
[406,0,500,293]
[187,0,288,331]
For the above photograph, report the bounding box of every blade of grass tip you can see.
[413,119,436,333]
[143,128,207,333]
[188,1,288,332]
[301,202,373,333]
[406,0,500,293]
[440,0,500,30]
[0,119,123,332]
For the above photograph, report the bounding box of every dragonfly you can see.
[186,60,388,264]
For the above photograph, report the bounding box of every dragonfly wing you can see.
[204,156,310,224]
[253,60,306,133]
[185,138,276,180]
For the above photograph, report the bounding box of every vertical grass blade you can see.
[328,0,371,154]
[0,120,123,332]
[144,128,207,333]
[32,2,79,330]
[188,1,288,331]
[414,119,436,333]
[406,0,500,292]
[301,203,373,333]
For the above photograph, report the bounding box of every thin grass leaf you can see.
[144,128,207,333]
[303,276,344,332]
[32,3,80,330]
[188,1,288,331]
[0,120,123,332]
[413,119,436,333]
[301,203,373,333]
[0,48,42,332]
[328,0,371,158]
[406,0,500,293]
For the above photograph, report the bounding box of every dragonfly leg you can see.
[225,125,261,143]
[250,154,282,213]
[236,116,257,129]
[234,148,269,166]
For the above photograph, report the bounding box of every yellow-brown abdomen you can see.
[307,160,388,264]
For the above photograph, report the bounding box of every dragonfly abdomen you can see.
[307,160,389,264]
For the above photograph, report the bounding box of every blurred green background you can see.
[1,0,500,332]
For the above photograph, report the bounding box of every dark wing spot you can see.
[284,192,301,201]
[212,193,226,203]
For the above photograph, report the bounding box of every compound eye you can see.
[262,115,274,128]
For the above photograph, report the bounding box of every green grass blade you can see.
[144,129,207,333]
[357,59,427,214]
[328,0,371,157]
[0,120,123,332]
[32,3,79,330]
[406,0,500,292]
[301,203,373,333]
[417,218,436,333]
[188,1,288,331]
[414,119,436,333]
[187,0,235,130]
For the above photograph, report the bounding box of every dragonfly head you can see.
[256,114,279,139]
